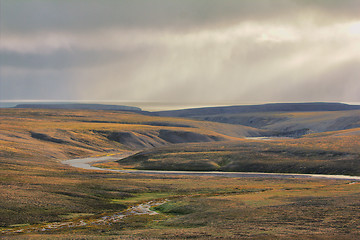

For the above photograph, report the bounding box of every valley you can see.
[1,103,360,239]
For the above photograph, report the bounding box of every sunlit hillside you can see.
[0,108,262,161]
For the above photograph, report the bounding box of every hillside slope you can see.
[192,110,360,136]
[0,109,263,161]
[153,103,360,137]
[155,102,360,118]
[110,130,360,175]
[14,103,142,112]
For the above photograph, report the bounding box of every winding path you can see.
[62,151,360,181]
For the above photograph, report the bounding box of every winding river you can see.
[62,151,360,181]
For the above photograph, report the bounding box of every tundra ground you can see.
[1,108,360,239]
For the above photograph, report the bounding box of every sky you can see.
[1,0,360,109]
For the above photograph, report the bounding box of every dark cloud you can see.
[0,70,75,100]
[2,0,359,35]
[0,46,154,70]
[302,0,360,17]
[1,0,280,33]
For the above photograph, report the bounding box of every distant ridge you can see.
[14,103,142,112]
[11,102,360,116]
[154,102,360,117]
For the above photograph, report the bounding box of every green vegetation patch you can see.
[153,202,194,215]
[111,192,174,205]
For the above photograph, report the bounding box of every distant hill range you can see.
[153,102,360,137]
[14,103,142,112]
[9,102,360,137]
[154,102,360,117]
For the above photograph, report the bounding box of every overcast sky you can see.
[1,0,360,109]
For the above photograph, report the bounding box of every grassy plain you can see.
[1,108,360,239]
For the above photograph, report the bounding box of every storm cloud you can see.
[1,0,360,108]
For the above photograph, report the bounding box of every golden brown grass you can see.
[1,108,360,239]
[3,177,360,239]
[1,108,257,161]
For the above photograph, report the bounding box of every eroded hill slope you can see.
[0,108,263,160]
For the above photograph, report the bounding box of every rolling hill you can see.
[0,108,263,161]
[154,103,360,137]
[154,102,360,117]
[13,103,142,112]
